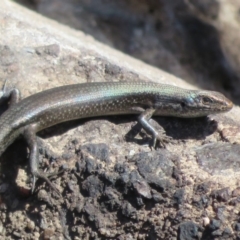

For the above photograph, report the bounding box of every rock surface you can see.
[0,1,240,239]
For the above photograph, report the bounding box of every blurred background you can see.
[15,0,240,103]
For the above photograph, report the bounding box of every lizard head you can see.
[176,90,233,117]
[153,90,233,118]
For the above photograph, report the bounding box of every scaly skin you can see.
[0,81,233,193]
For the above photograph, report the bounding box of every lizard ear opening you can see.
[181,102,186,108]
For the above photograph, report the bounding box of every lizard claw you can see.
[152,132,174,149]
[31,171,62,197]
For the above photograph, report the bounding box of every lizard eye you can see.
[202,97,213,104]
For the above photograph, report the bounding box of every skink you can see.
[0,81,233,193]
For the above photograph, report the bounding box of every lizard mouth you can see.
[222,98,233,111]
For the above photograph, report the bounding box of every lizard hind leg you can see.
[0,79,21,106]
[23,124,61,196]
